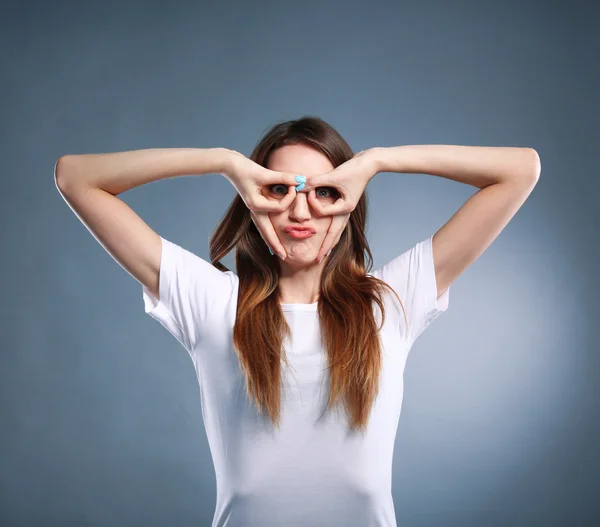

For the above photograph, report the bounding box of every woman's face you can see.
[265,144,339,266]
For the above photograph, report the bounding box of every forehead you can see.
[267,144,334,176]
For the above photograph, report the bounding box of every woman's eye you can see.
[316,187,340,200]
[268,185,340,201]
[269,184,288,195]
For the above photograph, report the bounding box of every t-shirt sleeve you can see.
[141,236,236,354]
[373,234,450,348]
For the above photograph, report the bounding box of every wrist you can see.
[215,148,236,177]
[372,146,415,174]
[368,147,389,174]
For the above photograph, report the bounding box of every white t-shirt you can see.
[142,234,450,527]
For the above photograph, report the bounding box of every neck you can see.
[276,259,324,304]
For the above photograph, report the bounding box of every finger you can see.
[253,183,296,213]
[307,190,351,217]
[316,215,344,263]
[272,183,298,211]
[301,175,344,196]
[316,214,347,263]
[249,173,302,212]
[250,211,269,247]
[299,175,325,194]
[250,211,275,254]
[252,211,286,259]
[262,171,304,188]
[249,190,294,212]
[336,215,351,244]
[327,214,350,260]
[306,190,327,216]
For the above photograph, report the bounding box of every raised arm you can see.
[54,148,230,300]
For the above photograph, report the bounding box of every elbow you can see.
[54,155,77,190]
[527,148,541,181]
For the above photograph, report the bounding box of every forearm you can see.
[55,147,231,196]
[373,145,540,188]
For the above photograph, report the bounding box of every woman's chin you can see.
[281,251,318,266]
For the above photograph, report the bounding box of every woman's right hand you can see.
[221,149,302,260]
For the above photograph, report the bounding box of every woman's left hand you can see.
[300,148,382,263]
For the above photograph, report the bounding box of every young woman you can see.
[55,116,540,527]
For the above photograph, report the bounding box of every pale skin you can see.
[54,143,540,309]
[255,143,541,305]
[264,144,339,304]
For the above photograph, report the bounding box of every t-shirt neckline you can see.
[280,302,318,312]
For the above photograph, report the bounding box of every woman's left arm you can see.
[376,144,540,188]
[374,145,541,297]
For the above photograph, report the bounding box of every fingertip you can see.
[306,189,317,206]
[280,191,296,208]
[311,199,327,217]
[288,173,302,186]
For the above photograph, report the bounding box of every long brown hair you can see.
[209,116,406,432]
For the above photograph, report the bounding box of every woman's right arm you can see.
[54,148,231,300]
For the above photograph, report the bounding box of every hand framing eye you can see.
[300,149,379,217]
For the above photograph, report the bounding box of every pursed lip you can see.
[284,226,316,234]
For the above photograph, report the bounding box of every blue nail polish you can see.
[268,246,273,255]
[295,182,305,192]
[295,175,306,184]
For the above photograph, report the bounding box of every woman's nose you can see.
[288,191,311,219]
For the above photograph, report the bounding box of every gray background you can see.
[2,0,598,525]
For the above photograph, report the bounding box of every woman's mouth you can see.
[285,230,315,239]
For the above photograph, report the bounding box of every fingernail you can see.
[295,175,306,184]
[318,249,332,264]
[278,252,286,260]
[295,182,305,192]
[268,246,273,255]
